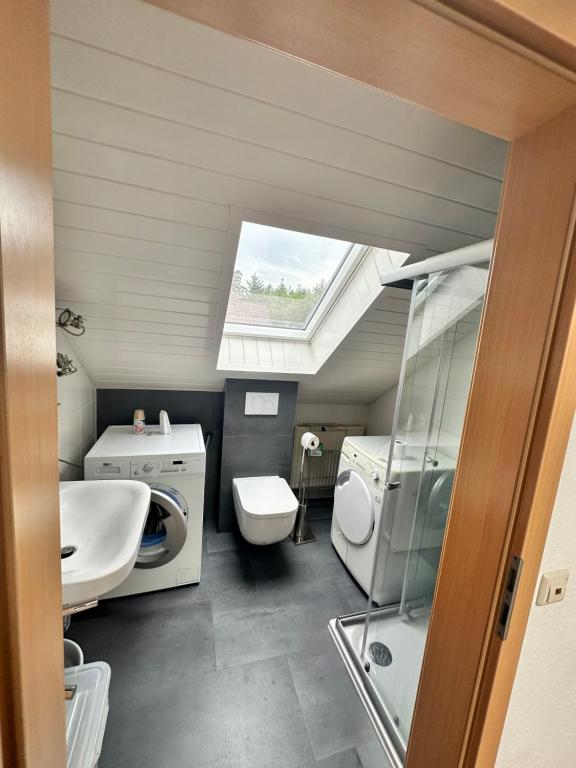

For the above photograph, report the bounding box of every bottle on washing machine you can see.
[133,409,146,434]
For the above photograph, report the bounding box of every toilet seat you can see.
[233,476,298,518]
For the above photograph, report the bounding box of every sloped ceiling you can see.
[51,0,507,402]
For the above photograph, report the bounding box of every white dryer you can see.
[84,425,205,598]
[331,435,454,606]
[331,436,388,602]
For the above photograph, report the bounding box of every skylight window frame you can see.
[224,242,368,341]
[223,215,369,342]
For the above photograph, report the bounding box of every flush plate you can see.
[245,392,279,415]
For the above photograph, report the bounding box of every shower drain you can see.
[368,642,393,667]
[61,545,77,559]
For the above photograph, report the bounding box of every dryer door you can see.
[334,469,375,545]
[136,485,188,569]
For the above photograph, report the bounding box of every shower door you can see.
[330,260,489,765]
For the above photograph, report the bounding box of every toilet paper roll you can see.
[377,439,406,460]
[301,431,320,450]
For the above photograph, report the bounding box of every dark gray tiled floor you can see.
[212,576,352,668]
[357,741,394,768]
[304,750,363,768]
[205,525,247,554]
[288,644,377,760]
[104,657,314,768]
[69,518,393,767]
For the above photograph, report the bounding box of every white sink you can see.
[60,480,151,606]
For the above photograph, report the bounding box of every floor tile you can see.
[68,590,216,697]
[207,528,247,554]
[316,751,363,768]
[100,656,314,768]
[212,577,351,669]
[333,569,371,614]
[204,519,247,554]
[249,542,342,590]
[248,522,346,591]
[247,521,369,614]
[294,748,363,768]
[198,547,255,599]
[356,740,396,768]
[288,644,375,761]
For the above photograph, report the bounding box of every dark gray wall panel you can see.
[96,389,223,523]
[223,379,299,436]
[219,379,297,531]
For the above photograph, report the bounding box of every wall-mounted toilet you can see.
[232,475,298,545]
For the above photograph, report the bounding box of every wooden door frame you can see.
[3,1,576,766]
[0,2,64,768]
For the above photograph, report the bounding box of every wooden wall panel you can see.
[142,0,576,139]
[0,1,65,766]
[426,0,576,73]
[406,103,576,767]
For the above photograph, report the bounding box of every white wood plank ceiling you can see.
[51,0,507,402]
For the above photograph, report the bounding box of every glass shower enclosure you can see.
[329,254,490,767]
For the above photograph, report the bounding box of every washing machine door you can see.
[135,485,188,569]
[334,469,374,545]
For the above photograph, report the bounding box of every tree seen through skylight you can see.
[226,222,352,329]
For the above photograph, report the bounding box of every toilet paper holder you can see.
[290,432,320,545]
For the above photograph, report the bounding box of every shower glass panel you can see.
[330,260,489,765]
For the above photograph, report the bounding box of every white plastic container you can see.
[65,662,111,768]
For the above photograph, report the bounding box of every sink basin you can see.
[60,480,151,606]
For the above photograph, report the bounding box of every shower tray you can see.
[330,604,432,767]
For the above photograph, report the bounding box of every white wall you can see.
[366,386,397,436]
[365,322,480,443]
[295,402,368,426]
[496,415,576,768]
[57,330,96,480]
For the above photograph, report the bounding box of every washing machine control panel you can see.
[131,456,204,478]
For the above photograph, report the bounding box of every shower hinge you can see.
[496,555,523,640]
[384,481,401,491]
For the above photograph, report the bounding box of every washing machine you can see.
[84,424,205,598]
[331,435,454,606]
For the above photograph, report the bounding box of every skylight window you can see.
[224,222,353,332]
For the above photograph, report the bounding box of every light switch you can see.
[535,569,569,606]
[245,392,279,416]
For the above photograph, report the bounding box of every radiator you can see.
[290,423,366,492]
